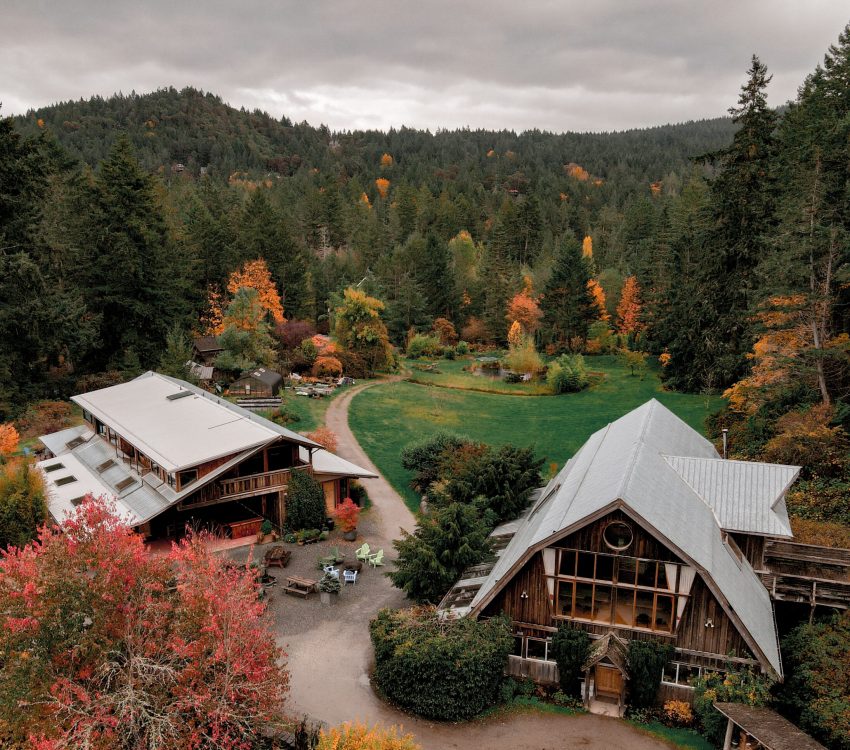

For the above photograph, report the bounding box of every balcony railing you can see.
[218,465,311,501]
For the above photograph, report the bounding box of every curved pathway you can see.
[278,380,673,750]
[324,379,416,538]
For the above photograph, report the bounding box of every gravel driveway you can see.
[230,381,677,750]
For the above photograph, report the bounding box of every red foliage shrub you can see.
[334,498,361,533]
[0,496,289,749]
[460,317,490,344]
[275,319,315,350]
[306,426,338,453]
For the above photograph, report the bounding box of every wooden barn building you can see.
[36,372,374,540]
[439,400,850,709]
[228,367,283,398]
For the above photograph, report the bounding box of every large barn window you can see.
[552,548,684,634]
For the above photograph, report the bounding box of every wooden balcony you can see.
[761,539,850,610]
[218,468,296,501]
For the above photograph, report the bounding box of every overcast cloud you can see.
[1,1,847,132]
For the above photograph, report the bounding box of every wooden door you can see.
[595,665,623,698]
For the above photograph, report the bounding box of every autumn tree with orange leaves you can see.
[205,259,284,335]
[616,276,643,337]
[587,279,609,322]
[0,423,19,457]
[375,178,390,199]
[506,287,543,335]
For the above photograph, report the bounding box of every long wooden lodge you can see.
[439,400,850,708]
[36,372,375,539]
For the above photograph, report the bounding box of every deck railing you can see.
[218,465,311,501]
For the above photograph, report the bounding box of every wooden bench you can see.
[284,575,317,598]
[263,546,291,569]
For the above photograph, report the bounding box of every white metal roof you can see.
[36,453,144,526]
[72,372,318,472]
[298,446,378,479]
[467,399,795,675]
[664,455,797,538]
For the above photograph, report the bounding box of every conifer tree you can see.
[541,237,595,350]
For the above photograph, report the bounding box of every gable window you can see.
[603,521,633,551]
[552,548,684,634]
[178,469,198,488]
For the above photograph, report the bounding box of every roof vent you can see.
[166,390,193,401]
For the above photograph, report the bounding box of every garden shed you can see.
[229,368,283,398]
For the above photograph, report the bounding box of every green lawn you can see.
[255,382,364,434]
[349,356,724,512]
[629,721,714,750]
[402,355,554,395]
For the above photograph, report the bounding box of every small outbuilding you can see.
[229,368,283,398]
[192,336,223,366]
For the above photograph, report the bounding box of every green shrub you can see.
[444,347,456,360]
[456,341,469,355]
[777,611,850,750]
[503,338,544,375]
[400,432,472,493]
[260,519,273,536]
[550,626,591,697]
[547,354,589,393]
[370,607,513,720]
[285,471,327,531]
[0,461,48,550]
[406,334,443,359]
[693,668,774,746]
[627,640,673,709]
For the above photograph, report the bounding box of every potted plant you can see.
[257,519,274,544]
[318,572,341,604]
[334,497,361,542]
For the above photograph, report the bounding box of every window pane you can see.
[656,563,671,591]
[559,549,576,576]
[677,664,700,686]
[513,636,524,657]
[634,589,654,629]
[574,582,594,619]
[577,552,595,579]
[557,581,574,617]
[614,586,635,626]
[596,554,615,581]
[637,560,657,588]
[593,585,613,623]
[654,594,674,633]
[618,556,637,585]
[527,638,547,660]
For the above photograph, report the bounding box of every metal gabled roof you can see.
[664,455,798,538]
[71,372,320,473]
[467,399,792,676]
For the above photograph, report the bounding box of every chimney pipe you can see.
[721,428,728,459]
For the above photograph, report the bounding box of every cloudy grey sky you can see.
[1,1,847,132]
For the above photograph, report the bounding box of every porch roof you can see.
[713,703,826,750]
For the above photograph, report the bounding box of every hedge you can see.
[370,607,512,721]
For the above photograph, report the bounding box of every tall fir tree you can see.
[541,236,596,350]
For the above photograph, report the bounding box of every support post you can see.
[723,718,734,750]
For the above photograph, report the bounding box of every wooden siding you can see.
[483,509,756,666]
[731,533,766,570]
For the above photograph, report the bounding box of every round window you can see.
[603,521,633,551]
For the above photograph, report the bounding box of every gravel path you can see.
[251,380,674,750]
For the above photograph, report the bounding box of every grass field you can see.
[629,721,714,750]
[402,355,554,395]
[349,356,724,512]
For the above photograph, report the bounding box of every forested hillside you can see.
[2,28,849,486]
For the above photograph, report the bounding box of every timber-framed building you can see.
[36,372,375,539]
[439,400,850,707]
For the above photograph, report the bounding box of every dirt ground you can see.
[229,381,676,750]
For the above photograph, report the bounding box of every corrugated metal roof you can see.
[466,399,792,676]
[664,455,798,537]
[298,446,378,479]
[72,372,319,472]
[39,425,94,456]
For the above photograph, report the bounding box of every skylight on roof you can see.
[66,436,86,449]
[43,463,64,472]
[115,477,137,491]
[55,475,77,486]
[166,390,193,401]
[70,496,86,506]
[96,459,116,472]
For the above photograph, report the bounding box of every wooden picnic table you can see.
[284,575,317,598]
